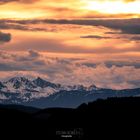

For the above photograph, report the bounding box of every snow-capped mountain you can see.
[3,77,36,93]
[0,77,97,97]
[33,77,60,89]
[0,77,61,100]
[0,77,93,100]
[0,76,140,108]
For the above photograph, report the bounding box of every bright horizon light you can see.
[82,1,140,14]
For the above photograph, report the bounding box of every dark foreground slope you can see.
[1,97,140,139]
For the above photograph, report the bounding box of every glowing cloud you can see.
[0,0,140,19]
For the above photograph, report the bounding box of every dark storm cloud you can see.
[40,18,140,35]
[13,18,138,35]
[1,18,140,35]
[0,31,11,43]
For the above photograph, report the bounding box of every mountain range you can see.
[0,76,140,108]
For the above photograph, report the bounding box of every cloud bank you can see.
[0,50,140,89]
[1,18,140,33]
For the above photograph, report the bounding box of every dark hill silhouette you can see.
[0,104,39,113]
[1,97,140,139]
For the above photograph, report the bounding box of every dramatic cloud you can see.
[2,18,140,34]
[0,31,11,43]
[1,18,140,55]
[0,0,139,90]
[0,0,140,19]
[41,18,140,34]
[43,18,140,35]
[0,50,140,89]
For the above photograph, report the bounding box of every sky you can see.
[0,0,140,89]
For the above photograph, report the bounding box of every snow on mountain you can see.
[88,84,99,91]
[3,77,35,93]
[59,85,86,91]
[33,77,59,88]
[60,84,98,91]
[0,93,8,100]
[1,76,140,108]
[0,77,61,99]
[0,76,99,102]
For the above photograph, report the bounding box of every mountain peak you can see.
[88,84,98,91]
[33,77,57,88]
[8,77,29,83]
[36,77,46,82]
[6,77,33,89]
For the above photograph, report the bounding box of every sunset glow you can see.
[82,0,140,14]
[0,0,140,89]
[0,0,140,19]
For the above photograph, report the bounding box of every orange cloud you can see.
[0,0,139,19]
